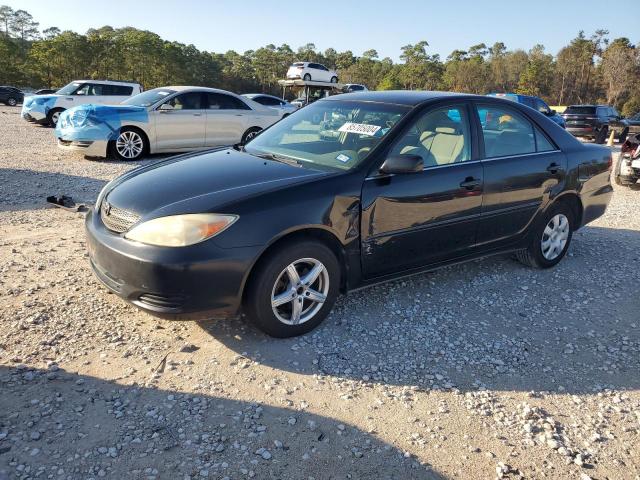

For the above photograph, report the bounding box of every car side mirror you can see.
[159,103,174,111]
[549,109,556,115]
[380,154,423,174]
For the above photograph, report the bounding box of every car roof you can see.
[324,90,477,106]
[162,86,241,95]
[72,80,140,86]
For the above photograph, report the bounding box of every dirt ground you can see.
[0,105,638,480]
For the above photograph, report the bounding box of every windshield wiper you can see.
[253,152,302,167]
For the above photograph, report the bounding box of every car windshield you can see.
[121,89,176,107]
[245,100,410,171]
[56,82,83,95]
[564,106,596,115]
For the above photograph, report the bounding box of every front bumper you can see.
[85,208,262,320]
[22,109,47,123]
[57,137,109,157]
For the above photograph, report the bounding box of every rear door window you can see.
[476,105,536,158]
[254,96,281,106]
[535,127,556,152]
[207,93,251,110]
[106,85,134,96]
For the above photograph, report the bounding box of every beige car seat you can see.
[399,111,466,166]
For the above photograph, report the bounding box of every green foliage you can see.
[622,97,640,117]
[0,4,638,107]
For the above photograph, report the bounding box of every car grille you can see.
[100,201,140,233]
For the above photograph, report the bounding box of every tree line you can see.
[1,5,639,115]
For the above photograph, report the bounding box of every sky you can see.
[4,0,639,61]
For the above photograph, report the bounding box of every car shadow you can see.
[0,168,109,213]
[198,225,640,395]
[0,365,444,479]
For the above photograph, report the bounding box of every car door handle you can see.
[547,163,561,174]
[459,177,481,189]
[235,114,244,117]
[193,113,202,116]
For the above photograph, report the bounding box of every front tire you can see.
[594,126,608,144]
[619,128,628,144]
[47,108,64,127]
[244,240,340,338]
[241,127,262,144]
[112,128,147,161]
[330,76,338,83]
[515,203,574,269]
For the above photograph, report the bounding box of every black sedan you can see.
[87,91,613,337]
[0,85,24,106]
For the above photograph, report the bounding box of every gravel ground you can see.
[0,104,639,480]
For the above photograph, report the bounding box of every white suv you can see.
[22,80,142,126]
[286,62,338,83]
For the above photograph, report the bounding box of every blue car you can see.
[487,93,566,128]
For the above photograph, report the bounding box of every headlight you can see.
[124,214,238,247]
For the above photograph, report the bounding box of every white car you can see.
[342,84,368,93]
[54,86,281,160]
[242,94,298,117]
[286,62,339,83]
[21,80,141,126]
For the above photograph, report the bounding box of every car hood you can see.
[104,149,331,219]
[23,94,57,107]
[56,104,149,139]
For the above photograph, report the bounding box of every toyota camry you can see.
[86,91,613,337]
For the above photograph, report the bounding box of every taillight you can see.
[297,66,303,70]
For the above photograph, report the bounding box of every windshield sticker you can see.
[336,153,351,163]
[338,122,381,136]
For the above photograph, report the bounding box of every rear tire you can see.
[244,240,340,338]
[515,202,574,269]
[7,97,17,106]
[303,73,311,81]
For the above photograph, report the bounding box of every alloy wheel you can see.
[541,214,569,260]
[116,131,144,159]
[7,98,17,106]
[51,111,60,125]
[271,258,329,325]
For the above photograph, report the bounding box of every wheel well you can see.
[241,228,349,305]
[555,193,583,229]
[113,125,150,150]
